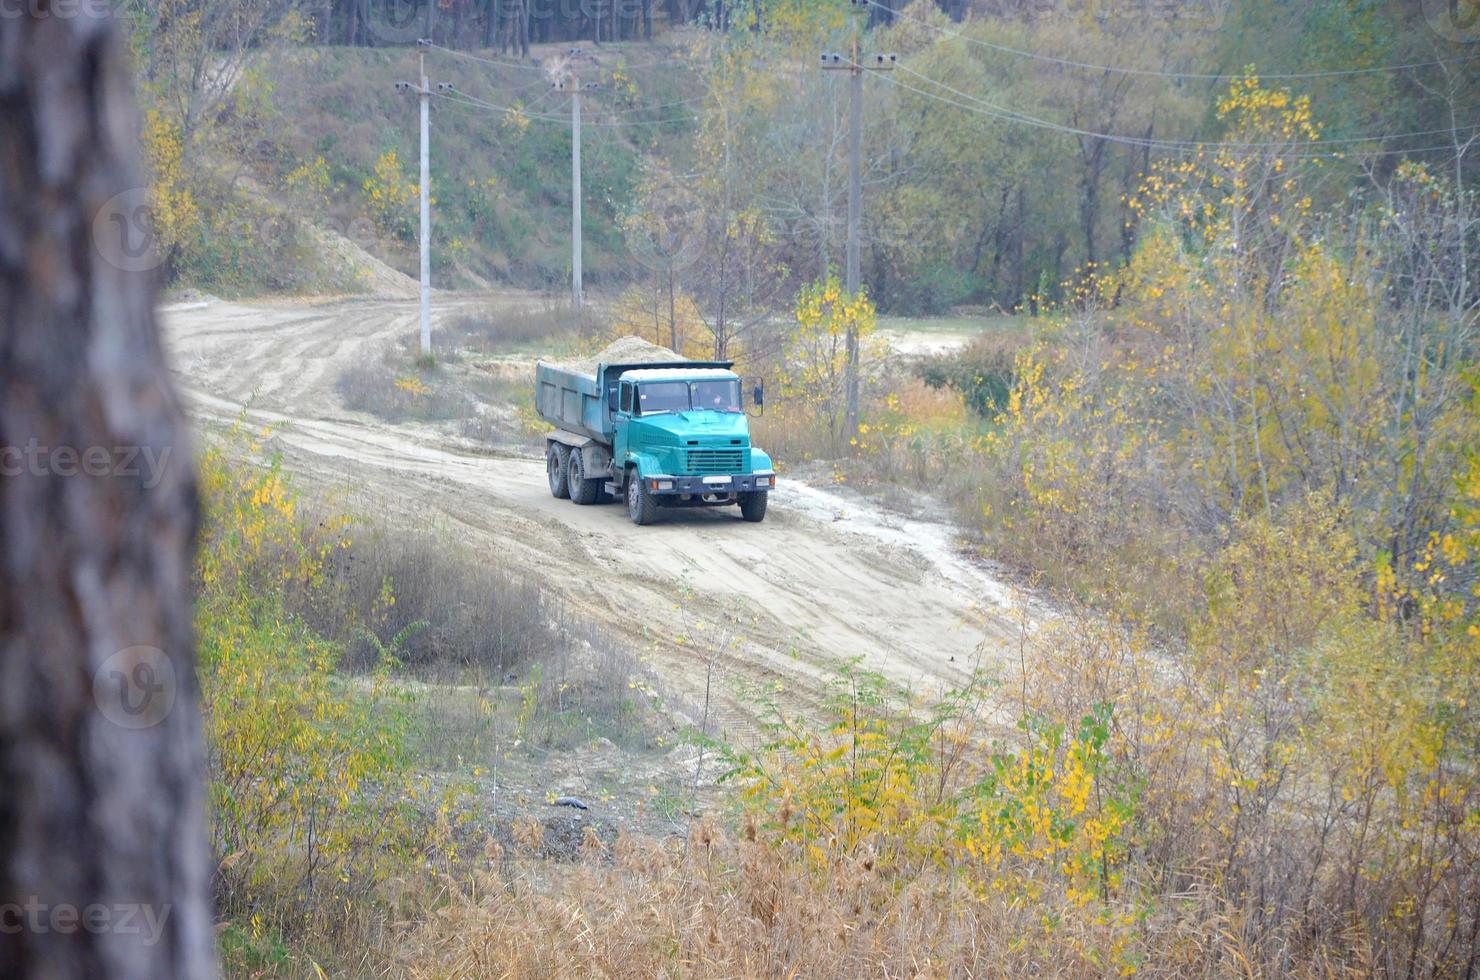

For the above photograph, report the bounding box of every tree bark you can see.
[0,8,214,980]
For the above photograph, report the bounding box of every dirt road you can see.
[162,293,1023,739]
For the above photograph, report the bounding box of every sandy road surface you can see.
[162,294,1023,739]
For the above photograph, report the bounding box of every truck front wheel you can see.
[546,443,570,499]
[738,491,768,523]
[568,449,602,505]
[627,469,658,525]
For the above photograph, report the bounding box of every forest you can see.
[129,0,1480,313]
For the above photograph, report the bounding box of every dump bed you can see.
[535,360,610,443]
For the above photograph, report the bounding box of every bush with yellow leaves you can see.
[195,428,428,948]
[362,148,420,241]
[715,662,1144,968]
[752,274,880,462]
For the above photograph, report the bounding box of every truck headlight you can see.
[652,479,673,491]
[755,476,772,488]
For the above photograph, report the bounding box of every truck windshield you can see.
[634,379,742,415]
[636,382,690,415]
[692,379,741,413]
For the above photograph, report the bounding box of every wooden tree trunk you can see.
[0,9,214,980]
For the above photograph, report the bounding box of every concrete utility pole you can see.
[572,83,582,309]
[821,23,895,440]
[846,41,862,298]
[558,49,599,310]
[418,46,431,355]
[395,42,450,357]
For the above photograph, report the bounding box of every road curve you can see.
[162,294,1023,740]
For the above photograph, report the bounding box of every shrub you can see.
[916,331,1021,418]
[305,522,560,676]
[362,148,418,241]
[335,356,473,422]
[753,275,880,462]
[195,432,424,944]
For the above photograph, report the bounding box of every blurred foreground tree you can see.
[0,7,214,980]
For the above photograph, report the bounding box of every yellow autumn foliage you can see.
[195,426,427,938]
[363,148,421,240]
[605,284,711,360]
[763,275,878,459]
[139,109,199,262]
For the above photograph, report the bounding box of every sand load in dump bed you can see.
[545,336,686,378]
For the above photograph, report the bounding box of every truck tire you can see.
[567,448,602,505]
[627,468,658,525]
[738,491,768,523]
[546,443,570,499]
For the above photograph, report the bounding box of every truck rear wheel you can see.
[738,491,768,523]
[627,469,658,525]
[546,443,570,499]
[567,448,602,505]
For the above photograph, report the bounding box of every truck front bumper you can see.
[644,472,775,496]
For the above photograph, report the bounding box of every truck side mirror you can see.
[607,386,618,412]
[752,381,764,407]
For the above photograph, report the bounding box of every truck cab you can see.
[611,367,774,524]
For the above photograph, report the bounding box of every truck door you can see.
[613,380,634,481]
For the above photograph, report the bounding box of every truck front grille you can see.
[685,448,745,474]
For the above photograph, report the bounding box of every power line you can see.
[429,42,1468,150]
[502,86,707,116]
[884,64,1480,156]
[436,90,561,120]
[436,88,699,127]
[422,42,549,73]
[427,53,1466,145]
[886,70,1476,158]
[604,95,709,114]
[858,0,1470,82]
[440,91,585,124]
[422,41,681,76]
[522,84,564,114]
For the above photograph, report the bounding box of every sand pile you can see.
[545,336,684,376]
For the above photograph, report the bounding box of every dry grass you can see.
[275,502,661,755]
[335,354,475,422]
[376,587,1479,980]
[315,522,557,674]
[395,827,1380,979]
[445,303,585,356]
[335,337,546,448]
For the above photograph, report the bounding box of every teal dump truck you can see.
[536,337,774,525]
